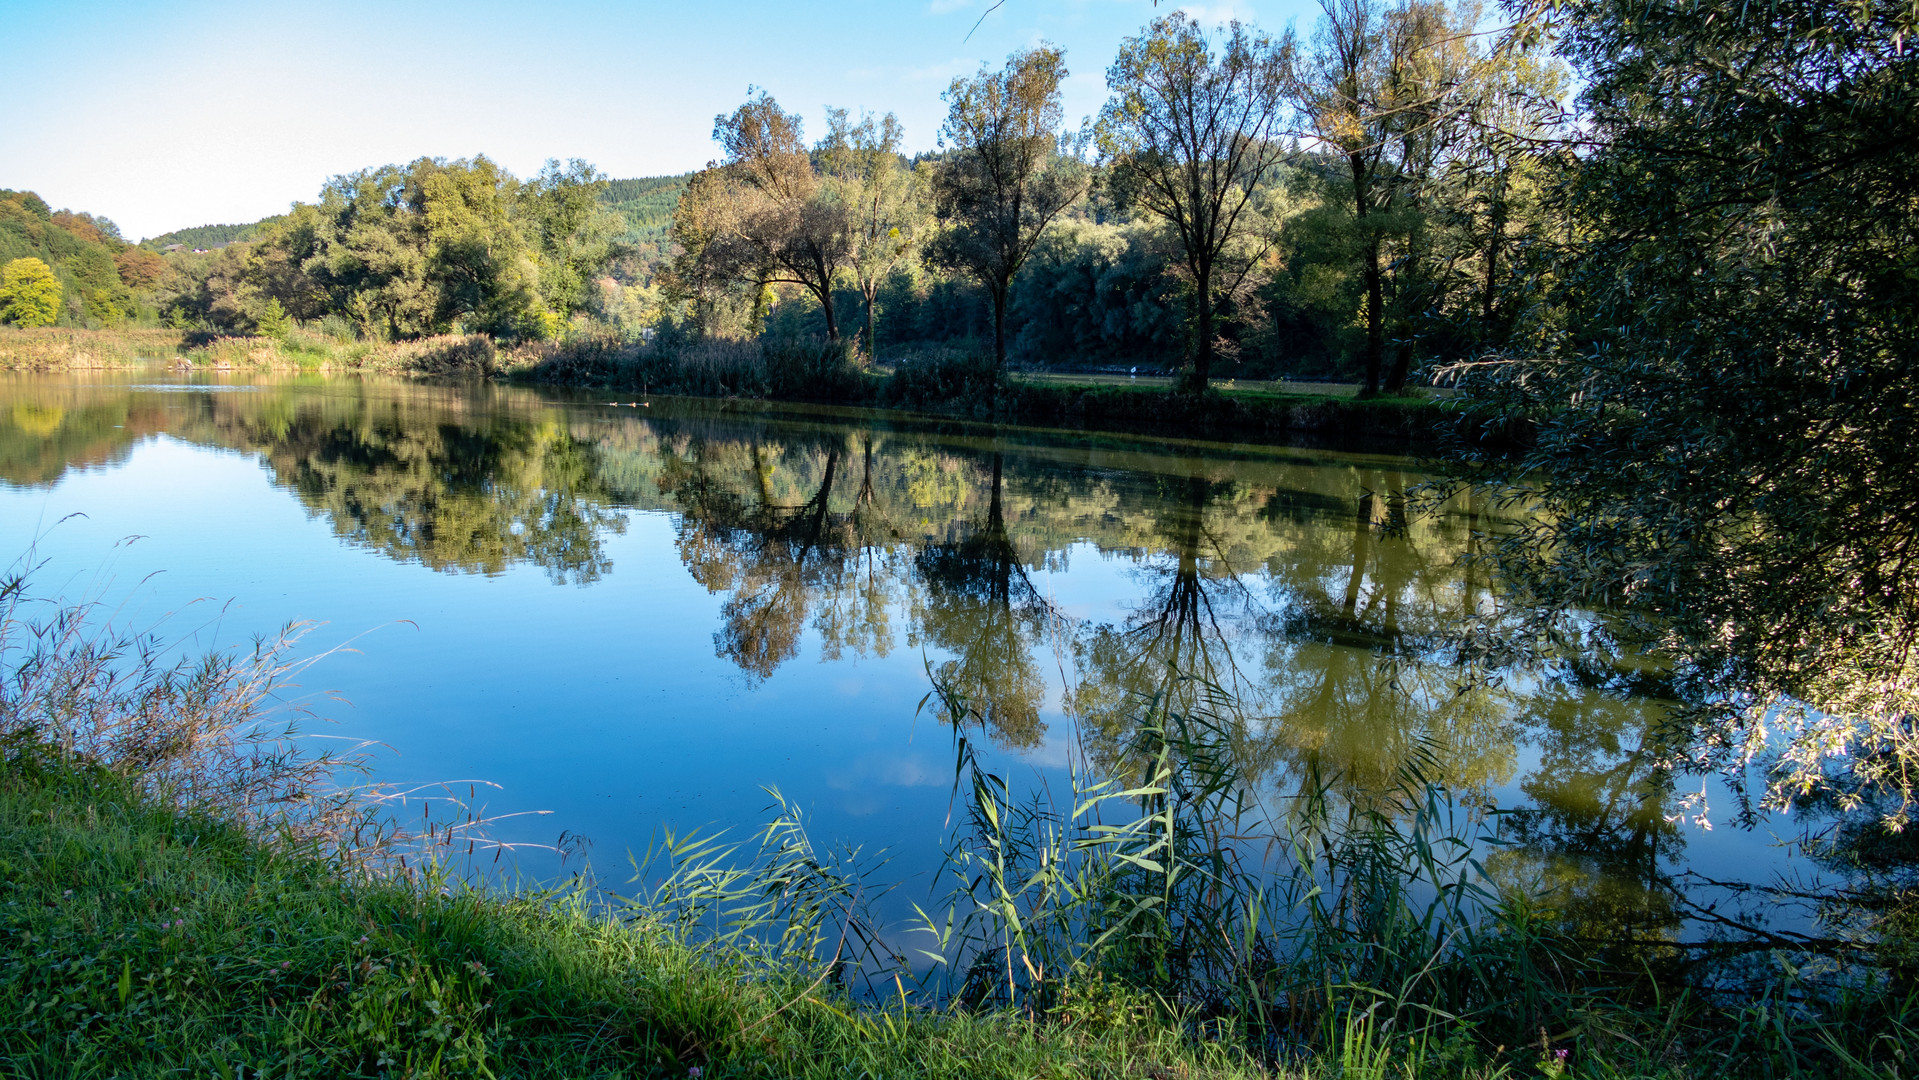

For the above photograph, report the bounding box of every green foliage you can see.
[0,258,62,327]
[157,157,614,342]
[928,46,1090,369]
[1451,0,1919,820]
[141,218,282,252]
[0,190,147,328]
[522,158,622,319]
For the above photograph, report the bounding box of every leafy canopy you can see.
[0,258,63,327]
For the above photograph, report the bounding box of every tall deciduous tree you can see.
[1285,0,1479,395]
[820,109,925,360]
[711,91,854,342]
[929,46,1089,370]
[1099,13,1291,392]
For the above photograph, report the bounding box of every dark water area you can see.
[0,371,1824,939]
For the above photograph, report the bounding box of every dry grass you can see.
[0,326,500,378]
[0,327,188,371]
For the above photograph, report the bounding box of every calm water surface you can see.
[0,372,1817,935]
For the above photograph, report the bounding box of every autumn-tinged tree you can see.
[1099,14,1291,392]
[929,46,1090,370]
[113,248,169,292]
[0,258,63,327]
[706,92,855,341]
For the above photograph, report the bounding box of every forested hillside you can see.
[600,174,690,259]
[141,219,283,251]
[0,189,164,326]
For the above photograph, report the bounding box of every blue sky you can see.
[0,0,1316,240]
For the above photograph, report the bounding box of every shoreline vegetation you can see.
[0,326,1462,445]
[3,578,1914,1078]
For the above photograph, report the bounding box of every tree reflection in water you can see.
[1070,466,1259,775]
[915,452,1060,751]
[1,376,1857,939]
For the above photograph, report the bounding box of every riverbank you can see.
[0,326,501,378]
[1,748,1283,1079]
[507,333,1475,446]
[3,327,1474,445]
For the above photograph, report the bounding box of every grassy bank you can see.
[0,748,1282,1079]
[0,326,499,378]
[508,335,1472,445]
[8,706,1915,1078]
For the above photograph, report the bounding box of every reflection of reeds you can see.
[643,664,1919,1073]
[917,674,1499,1031]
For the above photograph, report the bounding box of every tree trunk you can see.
[819,287,839,342]
[863,284,878,362]
[1343,478,1375,620]
[1481,167,1505,335]
[1351,152,1383,398]
[990,281,1008,370]
[1383,339,1411,394]
[1361,239,1384,397]
[1188,261,1214,393]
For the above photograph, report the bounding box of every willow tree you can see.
[1098,14,1291,392]
[928,46,1090,371]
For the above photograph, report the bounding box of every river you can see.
[0,371,1821,941]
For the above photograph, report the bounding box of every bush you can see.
[881,347,1004,414]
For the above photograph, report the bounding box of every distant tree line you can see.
[10,0,1568,393]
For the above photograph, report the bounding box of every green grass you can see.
[1008,371,1451,402]
[0,747,1308,1079]
[12,739,1916,1080]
